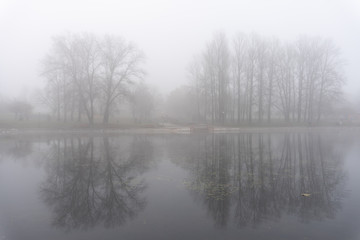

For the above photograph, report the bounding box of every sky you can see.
[0,0,359,101]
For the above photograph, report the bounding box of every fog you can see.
[0,0,360,125]
[2,2,360,239]
[1,0,359,95]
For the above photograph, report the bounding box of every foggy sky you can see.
[0,0,359,101]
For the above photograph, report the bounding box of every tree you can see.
[232,32,247,123]
[188,55,206,122]
[99,35,145,124]
[41,33,145,125]
[75,33,101,124]
[188,32,231,124]
[265,38,280,122]
[188,32,345,125]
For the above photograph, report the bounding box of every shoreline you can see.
[1,125,359,136]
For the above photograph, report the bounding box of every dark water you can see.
[0,131,359,240]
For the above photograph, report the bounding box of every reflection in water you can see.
[170,133,345,228]
[0,138,33,160]
[0,132,351,239]
[41,136,154,230]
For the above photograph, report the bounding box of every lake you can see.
[0,130,359,240]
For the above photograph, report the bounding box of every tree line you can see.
[40,32,346,126]
[188,32,345,124]
[41,33,146,124]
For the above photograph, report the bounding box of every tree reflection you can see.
[171,133,345,228]
[41,136,154,230]
[0,138,33,160]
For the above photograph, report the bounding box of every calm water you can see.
[0,131,360,240]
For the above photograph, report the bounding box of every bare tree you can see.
[188,55,206,122]
[99,35,145,124]
[266,38,279,122]
[276,43,296,122]
[41,33,100,124]
[199,32,231,124]
[232,33,247,124]
[315,39,344,121]
[41,33,145,125]
[188,33,345,125]
[75,33,101,124]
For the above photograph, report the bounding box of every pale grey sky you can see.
[0,0,359,100]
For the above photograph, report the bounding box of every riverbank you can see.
[1,118,359,136]
[1,125,359,137]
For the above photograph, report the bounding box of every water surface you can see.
[0,131,359,240]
